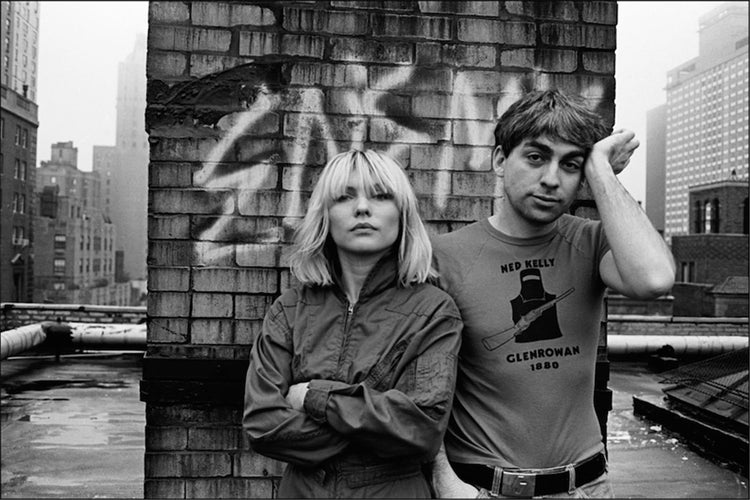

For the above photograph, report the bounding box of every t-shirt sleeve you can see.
[595,220,611,265]
[431,234,465,297]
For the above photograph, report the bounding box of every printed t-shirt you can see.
[433,214,611,469]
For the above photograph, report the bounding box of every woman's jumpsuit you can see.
[243,255,463,498]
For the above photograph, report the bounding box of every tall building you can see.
[92,145,118,219]
[645,104,667,234]
[33,141,130,305]
[662,2,749,241]
[1,1,40,102]
[113,33,148,281]
[0,83,38,301]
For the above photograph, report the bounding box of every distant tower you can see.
[645,104,667,234]
[112,33,148,280]
[1,1,40,102]
[92,145,119,219]
[663,2,749,241]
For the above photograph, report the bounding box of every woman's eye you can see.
[373,192,393,200]
[334,194,352,202]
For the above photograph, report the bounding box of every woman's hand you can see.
[285,382,310,411]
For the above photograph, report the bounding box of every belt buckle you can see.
[501,470,536,497]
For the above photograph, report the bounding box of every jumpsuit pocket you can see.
[414,353,456,407]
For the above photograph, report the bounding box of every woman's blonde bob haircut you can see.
[290,149,436,287]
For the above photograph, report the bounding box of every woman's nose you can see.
[354,195,371,215]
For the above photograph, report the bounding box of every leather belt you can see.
[452,452,607,497]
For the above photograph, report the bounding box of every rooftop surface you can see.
[1,353,748,498]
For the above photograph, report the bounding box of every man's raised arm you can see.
[585,129,675,299]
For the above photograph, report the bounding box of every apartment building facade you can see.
[0,83,37,301]
[33,141,129,305]
[662,2,749,240]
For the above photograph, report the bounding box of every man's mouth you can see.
[532,194,559,204]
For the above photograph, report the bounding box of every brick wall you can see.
[143,1,618,497]
[671,234,749,285]
[687,182,749,235]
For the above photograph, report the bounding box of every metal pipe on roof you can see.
[67,322,147,350]
[3,322,746,358]
[607,335,749,356]
[0,324,47,360]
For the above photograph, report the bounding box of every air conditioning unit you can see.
[19,238,29,247]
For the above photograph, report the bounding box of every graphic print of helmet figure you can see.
[510,268,564,343]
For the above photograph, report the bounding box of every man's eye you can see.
[526,153,544,163]
[563,162,582,171]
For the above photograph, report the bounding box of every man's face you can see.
[495,136,585,228]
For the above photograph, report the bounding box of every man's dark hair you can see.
[494,90,610,156]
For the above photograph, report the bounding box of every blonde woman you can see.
[243,149,463,498]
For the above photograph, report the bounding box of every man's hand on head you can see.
[589,128,640,175]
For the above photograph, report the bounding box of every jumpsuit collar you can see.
[330,250,399,303]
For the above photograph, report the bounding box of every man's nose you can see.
[540,163,561,188]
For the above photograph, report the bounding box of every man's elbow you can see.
[632,273,674,300]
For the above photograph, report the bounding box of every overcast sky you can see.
[36,1,743,206]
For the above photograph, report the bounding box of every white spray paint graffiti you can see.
[191,64,606,267]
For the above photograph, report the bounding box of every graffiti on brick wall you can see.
[182,62,608,267]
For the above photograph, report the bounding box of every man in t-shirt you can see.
[431,90,675,498]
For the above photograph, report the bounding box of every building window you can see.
[54,234,66,251]
[12,193,25,213]
[53,258,66,275]
[14,160,26,180]
[14,125,21,145]
[693,200,703,233]
[710,199,720,233]
[680,262,695,282]
[704,201,712,234]
[743,198,749,235]
[12,226,25,245]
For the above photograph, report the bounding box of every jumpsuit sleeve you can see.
[242,298,350,467]
[303,305,463,461]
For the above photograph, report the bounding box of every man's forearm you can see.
[586,152,675,298]
[431,443,479,498]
